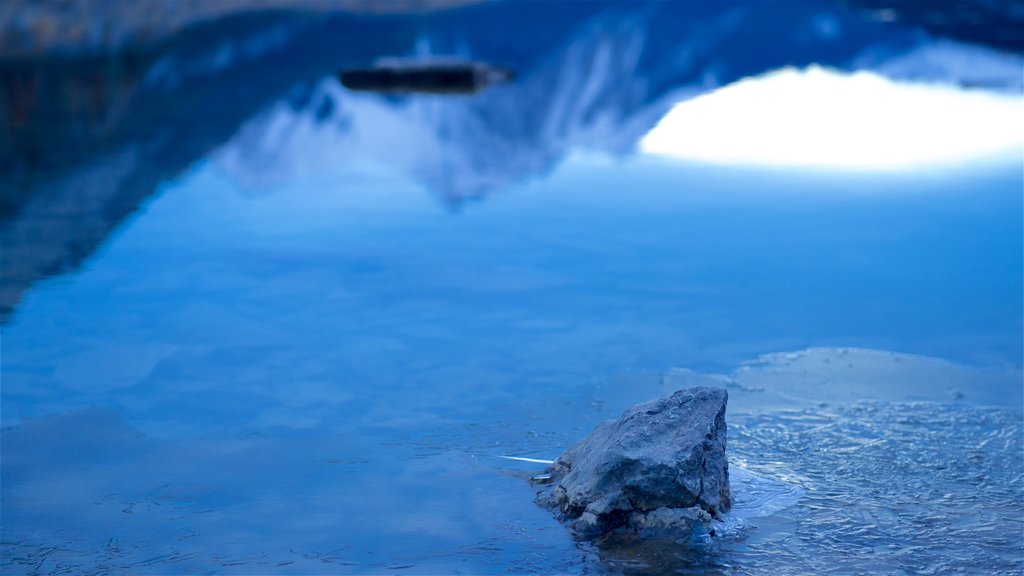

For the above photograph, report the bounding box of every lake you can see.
[2,2,1022,574]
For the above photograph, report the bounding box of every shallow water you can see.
[3,151,1021,574]
[2,2,1023,574]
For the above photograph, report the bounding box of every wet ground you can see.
[1,2,1022,574]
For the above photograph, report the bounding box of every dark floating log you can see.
[338,59,513,94]
[537,387,730,539]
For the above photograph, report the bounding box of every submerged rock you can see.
[538,387,730,538]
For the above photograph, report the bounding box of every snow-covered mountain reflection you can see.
[1,0,1022,319]
[214,13,1022,203]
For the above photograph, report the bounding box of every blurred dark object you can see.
[339,59,512,94]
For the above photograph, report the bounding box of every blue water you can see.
[2,2,1023,573]
[2,146,1022,574]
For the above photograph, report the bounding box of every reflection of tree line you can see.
[0,0,1020,321]
[0,9,383,320]
[1,56,144,206]
[0,44,261,319]
[844,0,1024,53]
[0,0,481,58]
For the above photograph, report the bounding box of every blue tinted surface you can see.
[2,147,1022,573]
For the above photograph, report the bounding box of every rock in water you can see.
[539,387,730,538]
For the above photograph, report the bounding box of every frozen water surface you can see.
[2,2,1022,574]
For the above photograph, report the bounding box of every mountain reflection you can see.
[1,0,1022,320]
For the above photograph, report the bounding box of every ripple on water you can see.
[729,401,1024,575]
[712,465,805,538]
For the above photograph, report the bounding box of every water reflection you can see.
[641,66,1024,170]
[1,1,1023,574]
[2,0,1022,319]
[338,58,514,94]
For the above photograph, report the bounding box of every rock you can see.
[539,387,730,538]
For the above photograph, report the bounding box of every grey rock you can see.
[539,387,730,538]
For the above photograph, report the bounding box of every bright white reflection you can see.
[640,66,1024,170]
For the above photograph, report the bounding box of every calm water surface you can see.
[3,150,1021,574]
[2,2,1023,574]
